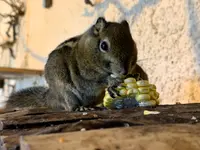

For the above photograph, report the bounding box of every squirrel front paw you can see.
[74,106,95,112]
[107,86,120,98]
[107,73,142,98]
[107,76,123,98]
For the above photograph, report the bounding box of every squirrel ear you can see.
[121,20,129,28]
[94,17,107,35]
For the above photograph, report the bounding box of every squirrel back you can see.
[6,17,148,111]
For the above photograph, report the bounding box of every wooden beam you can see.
[20,124,200,150]
[0,67,44,79]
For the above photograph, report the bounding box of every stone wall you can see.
[3,0,200,104]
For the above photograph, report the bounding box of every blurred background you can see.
[0,0,200,108]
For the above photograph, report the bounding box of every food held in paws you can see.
[103,77,160,109]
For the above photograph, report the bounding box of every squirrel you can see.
[5,17,148,111]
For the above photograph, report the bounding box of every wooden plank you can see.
[20,124,200,150]
[1,103,200,131]
[0,67,44,79]
[1,103,200,149]
[0,119,141,137]
[0,111,100,130]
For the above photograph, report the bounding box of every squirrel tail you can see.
[5,86,49,109]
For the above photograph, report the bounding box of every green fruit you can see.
[103,76,160,109]
[116,87,124,92]
[156,99,160,105]
[105,89,110,95]
[127,89,133,95]
[127,88,139,96]
[119,88,128,96]
[136,80,149,87]
[149,84,156,90]
[156,92,160,98]
[138,87,150,94]
[126,83,138,89]
[103,97,113,108]
[135,94,151,102]
[132,88,139,94]
[124,77,136,83]
[104,92,112,99]
[149,91,159,100]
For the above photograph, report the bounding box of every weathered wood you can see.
[20,124,200,150]
[0,111,100,130]
[1,103,200,150]
[1,103,200,131]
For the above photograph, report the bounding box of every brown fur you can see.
[6,17,148,111]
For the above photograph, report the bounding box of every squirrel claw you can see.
[107,86,120,98]
[74,106,95,112]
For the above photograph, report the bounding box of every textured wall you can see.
[0,1,14,67]
[13,0,200,104]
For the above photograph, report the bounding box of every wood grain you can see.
[0,103,200,150]
[20,124,200,150]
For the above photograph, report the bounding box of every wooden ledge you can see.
[0,103,200,150]
[0,67,44,79]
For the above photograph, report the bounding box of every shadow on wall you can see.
[187,0,200,73]
[83,0,160,24]
[183,0,200,103]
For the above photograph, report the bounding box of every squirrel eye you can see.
[99,40,110,52]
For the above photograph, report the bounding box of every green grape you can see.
[138,87,150,94]
[126,83,138,89]
[135,93,151,102]
[132,88,139,94]
[149,91,159,100]
[119,88,128,96]
[149,84,156,90]
[103,76,160,109]
[127,89,134,95]
[124,77,136,83]
[136,80,149,87]
[103,97,113,108]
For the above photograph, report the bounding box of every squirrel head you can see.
[76,17,138,78]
